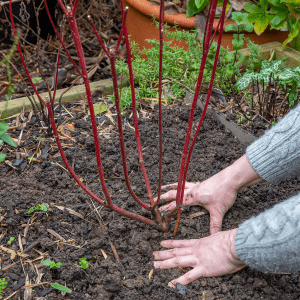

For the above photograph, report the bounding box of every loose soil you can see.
[1,102,300,299]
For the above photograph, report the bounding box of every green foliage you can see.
[7,237,15,245]
[27,203,49,214]
[114,24,261,107]
[186,0,210,17]
[225,12,254,73]
[78,257,91,270]
[0,278,7,298]
[50,283,71,293]
[88,102,107,115]
[236,60,300,107]
[244,0,300,49]
[43,259,63,269]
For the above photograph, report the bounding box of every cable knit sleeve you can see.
[246,104,300,184]
[234,193,300,273]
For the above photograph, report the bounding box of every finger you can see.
[161,182,194,190]
[161,239,199,249]
[158,201,176,212]
[209,211,223,235]
[153,247,193,261]
[168,268,202,287]
[154,190,178,204]
[154,255,196,269]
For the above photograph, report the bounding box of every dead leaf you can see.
[186,211,207,219]
[100,248,107,259]
[149,269,153,279]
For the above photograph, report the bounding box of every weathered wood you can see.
[0,77,129,118]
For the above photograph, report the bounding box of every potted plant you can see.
[124,0,297,51]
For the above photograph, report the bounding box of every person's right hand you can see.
[155,154,264,234]
[156,177,238,235]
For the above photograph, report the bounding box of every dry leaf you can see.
[100,248,107,259]
[47,229,66,242]
[186,211,207,219]
[149,269,153,280]
[53,205,85,220]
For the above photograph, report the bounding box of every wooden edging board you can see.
[1,42,299,119]
[0,77,128,119]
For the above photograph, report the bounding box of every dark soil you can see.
[1,102,300,299]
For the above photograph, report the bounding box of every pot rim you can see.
[124,0,236,30]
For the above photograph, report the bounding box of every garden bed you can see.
[1,103,300,299]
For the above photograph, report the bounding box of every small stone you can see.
[278,277,286,288]
[253,278,267,289]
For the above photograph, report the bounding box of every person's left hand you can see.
[153,229,245,287]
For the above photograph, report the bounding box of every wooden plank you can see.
[0,77,129,118]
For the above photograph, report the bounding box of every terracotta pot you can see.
[124,0,289,51]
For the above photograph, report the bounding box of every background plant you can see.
[244,0,300,48]
[114,21,261,107]
[43,259,63,269]
[236,59,300,107]
[0,278,7,298]
[27,203,48,214]
[7,237,15,245]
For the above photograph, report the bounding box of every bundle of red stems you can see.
[9,0,228,233]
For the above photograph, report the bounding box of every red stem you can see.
[47,103,155,226]
[44,0,83,77]
[120,1,155,207]
[67,12,116,208]
[153,0,165,209]
[51,26,63,105]
[180,0,229,204]
[110,57,150,210]
[9,0,47,105]
[173,0,219,210]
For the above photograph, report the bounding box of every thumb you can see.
[209,211,223,235]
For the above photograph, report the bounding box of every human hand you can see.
[155,154,263,234]
[156,179,237,234]
[153,228,245,287]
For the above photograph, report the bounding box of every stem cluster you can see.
[9,0,227,233]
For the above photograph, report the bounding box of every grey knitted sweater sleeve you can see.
[234,104,300,273]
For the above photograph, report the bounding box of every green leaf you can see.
[260,0,268,12]
[0,133,17,148]
[89,102,107,116]
[50,283,71,293]
[224,24,237,32]
[40,204,48,211]
[284,0,300,5]
[0,123,9,132]
[0,140,3,146]
[0,153,6,163]
[244,3,262,13]
[253,18,269,35]
[32,77,43,84]
[42,259,52,267]
[195,0,207,9]
[232,38,244,50]
[231,12,248,25]
[267,0,281,6]
[242,24,254,32]
[186,0,209,17]
[27,207,35,214]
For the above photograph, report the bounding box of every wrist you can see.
[229,228,245,266]
[222,154,264,192]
